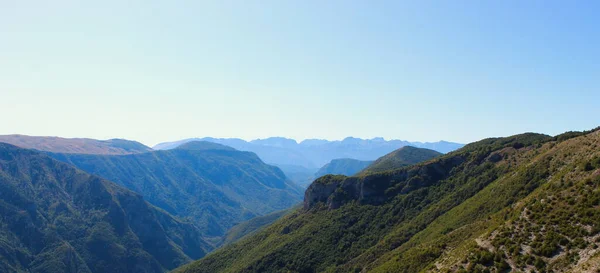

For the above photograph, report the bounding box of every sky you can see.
[1,1,599,147]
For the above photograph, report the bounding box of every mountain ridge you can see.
[0,134,152,155]
[361,146,442,173]
[48,144,303,241]
[153,137,463,171]
[0,142,210,273]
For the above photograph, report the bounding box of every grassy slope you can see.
[423,130,600,273]
[176,129,600,273]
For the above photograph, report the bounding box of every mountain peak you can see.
[250,137,298,148]
[341,137,363,144]
[298,139,329,147]
[176,141,236,151]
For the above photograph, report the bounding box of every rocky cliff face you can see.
[304,155,466,210]
[303,175,347,210]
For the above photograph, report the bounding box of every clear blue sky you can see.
[1,1,598,146]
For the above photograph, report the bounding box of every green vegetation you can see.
[361,146,442,173]
[447,152,600,272]
[286,146,440,189]
[49,141,303,240]
[176,129,600,273]
[0,143,209,273]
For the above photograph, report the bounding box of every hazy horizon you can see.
[2,1,599,146]
[1,133,467,148]
[3,129,598,148]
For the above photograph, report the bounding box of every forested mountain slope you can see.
[176,128,600,273]
[49,141,303,240]
[0,143,209,273]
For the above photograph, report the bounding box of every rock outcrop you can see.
[304,155,466,210]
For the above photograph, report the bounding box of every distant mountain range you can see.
[0,133,462,272]
[153,137,464,169]
[4,129,600,273]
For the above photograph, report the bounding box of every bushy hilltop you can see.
[49,141,303,242]
[361,146,442,174]
[0,143,210,273]
[175,128,600,273]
